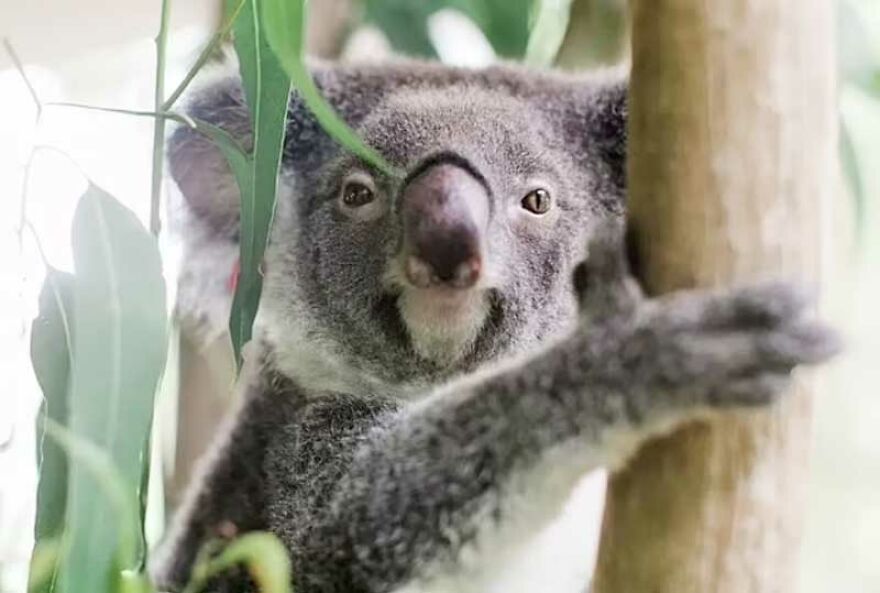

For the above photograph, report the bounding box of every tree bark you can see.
[592,1,836,592]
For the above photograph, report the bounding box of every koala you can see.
[152,60,840,593]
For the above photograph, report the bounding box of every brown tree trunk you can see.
[592,1,836,592]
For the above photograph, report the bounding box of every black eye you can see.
[341,182,375,207]
[521,188,552,215]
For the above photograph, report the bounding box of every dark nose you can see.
[400,164,489,289]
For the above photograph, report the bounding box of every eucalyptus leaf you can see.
[192,119,253,179]
[224,0,402,367]
[55,183,167,593]
[27,539,62,593]
[31,270,75,541]
[525,0,574,67]
[29,269,74,593]
[838,0,880,99]
[840,115,867,240]
[363,0,438,57]
[262,0,398,176]
[224,0,291,366]
[41,420,143,568]
[364,0,533,59]
[183,533,292,593]
[118,571,157,593]
[189,118,253,368]
[455,0,532,58]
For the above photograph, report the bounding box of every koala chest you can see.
[392,468,607,593]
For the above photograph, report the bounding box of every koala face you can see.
[170,61,626,394]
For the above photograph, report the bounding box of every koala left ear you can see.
[561,74,628,192]
[587,77,628,189]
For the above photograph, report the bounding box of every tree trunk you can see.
[592,1,836,592]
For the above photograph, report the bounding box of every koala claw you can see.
[708,373,793,408]
[610,281,842,414]
[652,281,815,332]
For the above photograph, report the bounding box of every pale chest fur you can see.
[392,463,607,593]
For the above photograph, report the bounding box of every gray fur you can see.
[153,60,839,593]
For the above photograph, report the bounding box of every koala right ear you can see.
[167,62,401,238]
[167,76,253,239]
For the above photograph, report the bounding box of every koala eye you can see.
[341,181,376,208]
[521,188,552,215]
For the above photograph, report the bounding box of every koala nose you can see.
[400,163,489,289]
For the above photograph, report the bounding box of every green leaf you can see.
[839,114,867,241]
[363,0,438,57]
[31,270,75,539]
[364,0,533,60]
[186,118,253,369]
[262,0,398,177]
[29,269,74,593]
[183,533,292,593]
[455,0,533,58]
[224,0,291,366]
[838,0,880,99]
[55,183,167,593]
[222,0,400,367]
[39,420,148,593]
[163,0,247,111]
[28,539,62,593]
[118,571,156,593]
[192,119,253,181]
[524,0,574,67]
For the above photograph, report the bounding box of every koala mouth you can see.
[374,287,504,367]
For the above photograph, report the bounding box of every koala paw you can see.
[626,282,842,411]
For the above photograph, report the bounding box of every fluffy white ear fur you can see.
[164,60,245,346]
[166,66,251,238]
[165,173,239,347]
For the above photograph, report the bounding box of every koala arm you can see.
[150,372,284,591]
[154,269,836,593]
[260,244,839,593]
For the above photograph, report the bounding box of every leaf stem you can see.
[45,101,194,126]
[3,38,43,120]
[3,38,43,250]
[44,102,248,155]
[150,0,173,236]
[162,0,247,111]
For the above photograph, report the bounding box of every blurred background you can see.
[0,0,878,591]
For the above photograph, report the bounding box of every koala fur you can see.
[152,60,839,593]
